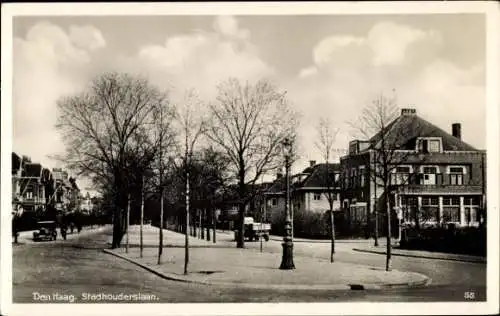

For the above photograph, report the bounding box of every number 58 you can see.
[464,292,475,300]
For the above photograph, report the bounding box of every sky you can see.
[12,13,486,189]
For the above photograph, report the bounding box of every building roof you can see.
[22,163,42,178]
[264,163,341,194]
[12,153,21,174]
[369,112,477,152]
[298,163,341,188]
[265,177,286,194]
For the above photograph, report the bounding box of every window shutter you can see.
[436,173,443,185]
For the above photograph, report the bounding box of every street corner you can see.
[103,247,432,292]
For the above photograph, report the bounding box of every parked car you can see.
[234,217,271,242]
[33,221,58,242]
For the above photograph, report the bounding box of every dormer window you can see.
[417,137,442,153]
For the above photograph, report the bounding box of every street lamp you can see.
[279,137,295,270]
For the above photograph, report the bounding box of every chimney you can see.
[309,160,316,167]
[276,170,283,180]
[452,123,461,140]
[401,108,417,116]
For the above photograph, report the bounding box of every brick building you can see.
[340,108,487,236]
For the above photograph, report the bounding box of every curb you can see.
[269,237,376,244]
[352,248,486,264]
[103,249,430,291]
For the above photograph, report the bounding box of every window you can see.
[423,167,437,174]
[421,197,439,222]
[421,166,438,185]
[401,197,418,223]
[350,168,356,187]
[313,193,321,201]
[391,166,411,185]
[442,197,460,222]
[449,167,464,186]
[464,196,480,225]
[359,166,365,187]
[428,140,441,152]
[334,173,340,186]
[26,191,33,199]
[271,198,277,206]
[418,138,442,153]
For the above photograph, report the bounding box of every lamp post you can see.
[279,137,295,270]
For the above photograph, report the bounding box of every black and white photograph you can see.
[1,2,499,315]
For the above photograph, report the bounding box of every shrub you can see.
[400,225,486,256]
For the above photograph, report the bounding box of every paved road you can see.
[12,227,486,303]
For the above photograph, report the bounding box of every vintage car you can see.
[234,217,271,242]
[33,221,58,242]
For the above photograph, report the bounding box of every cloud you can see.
[367,21,441,67]
[313,35,365,66]
[292,20,485,158]
[213,15,250,40]
[69,25,106,51]
[13,21,105,167]
[122,16,273,103]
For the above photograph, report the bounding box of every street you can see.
[12,227,486,303]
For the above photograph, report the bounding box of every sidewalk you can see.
[218,229,384,244]
[105,225,431,291]
[118,225,233,248]
[353,244,486,264]
[269,235,377,244]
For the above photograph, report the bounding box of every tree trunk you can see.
[184,173,190,275]
[212,208,217,243]
[206,208,211,241]
[126,195,130,253]
[158,189,164,265]
[111,188,126,249]
[111,209,123,248]
[374,185,379,247]
[140,181,144,258]
[237,202,245,248]
[199,209,203,239]
[330,209,335,263]
[237,165,246,248]
[385,189,392,272]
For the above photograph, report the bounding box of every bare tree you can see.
[350,92,420,272]
[315,117,339,263]
[56,72,174,249]
[205,78,297,248]
[174,89,207,274]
